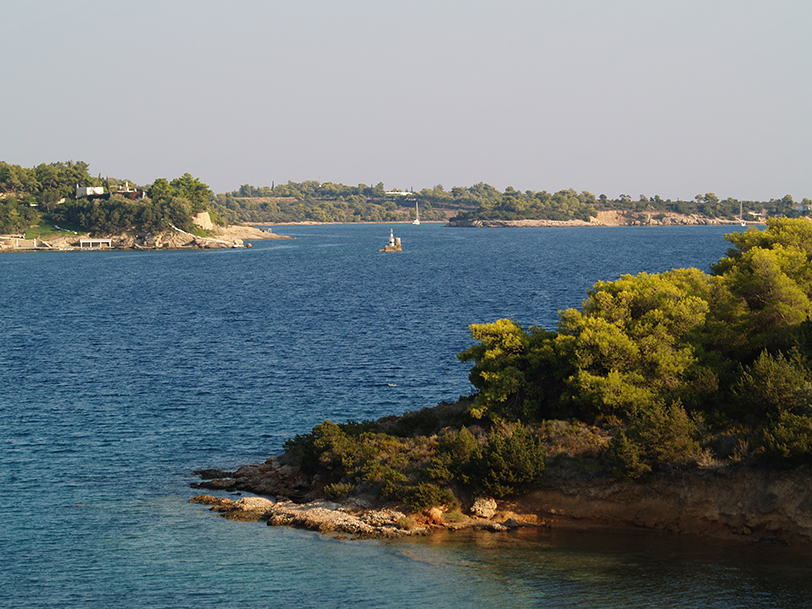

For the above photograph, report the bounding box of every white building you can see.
[76,186,105,198]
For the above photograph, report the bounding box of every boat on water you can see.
[413,201,420,225]
[739,201,747,227]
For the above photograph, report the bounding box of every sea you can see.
[2,223,811,608]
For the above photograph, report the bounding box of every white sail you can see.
[413,201,420,225]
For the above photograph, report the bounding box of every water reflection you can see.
[386,527,812,608]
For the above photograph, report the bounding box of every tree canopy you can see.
[458,218,812,473]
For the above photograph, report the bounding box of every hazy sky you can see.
[3,1,810,200]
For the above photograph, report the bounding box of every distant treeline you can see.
[211,181,446,224]
[448,188,810,223]
[212,180,811,225]
[2,160,810,234]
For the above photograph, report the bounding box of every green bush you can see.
[426,426,479,484]
[392,482,457,512]
[391,408,440,437]
[732,350,812,420]
[609,401,699,478]
[608,430,650,478]
[324,482,355,499]
[442,511,468,523]
[758,412,812,466]
[470,423,546,496]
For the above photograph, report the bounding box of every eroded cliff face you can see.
[505,467,812,544]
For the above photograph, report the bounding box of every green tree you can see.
[458,319,560,421]
[555,269,710,419]
[712,218,812,354]
[170,173,211,213]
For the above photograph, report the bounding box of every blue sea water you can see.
[2,223,811,608]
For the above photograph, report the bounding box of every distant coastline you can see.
[447,210,767,228]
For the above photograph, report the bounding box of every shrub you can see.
[426,426,480,484]
[324,481,355,499]
[758,412,812,466]
[609,401,699,478]
[389,482,457,512]
[731,350,812,420]
[470,423,546,496]
[608,429,650,478]
[391,408,440,437]
[442,511,468,523]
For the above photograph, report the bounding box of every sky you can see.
[3,0,811,201]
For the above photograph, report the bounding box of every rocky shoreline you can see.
[190,456,534,539]
[190,453,812,545]
[0,223,291,252]
[447,210,759,228]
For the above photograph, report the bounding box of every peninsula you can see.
[192,218,812,545]
[0,162,291,251]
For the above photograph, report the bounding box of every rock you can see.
[189,494,274,522]
[194,469,235,480]
[211,225,292,241]
[233,496,275,511]
[192,477,238,490]
[470,497,498,519]
[265,500,424,538]
[189,494,233,507]
[520,465,812,545]
[362,508,407,526]
[193,212,214,231]
[425,507,444,525]
[224,496,276,521]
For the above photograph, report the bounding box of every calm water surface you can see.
[2,223,810,607]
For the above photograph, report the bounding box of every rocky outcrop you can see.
[190,494,275,521]
[193,456,325,503]
[192,212,214,231]
[192,456,812,544]
[190,456,537,538]
[1,222,292,253]
[265,501,421,538]
[0,229,247,251]
[117,230,245,250]
[211,224,292,242]
[470,497,498,518]
[189,493,428,538]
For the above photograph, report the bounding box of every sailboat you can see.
[740,201,747,227]
[413,201,420,225]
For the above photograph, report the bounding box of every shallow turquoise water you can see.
[2,223,810,607]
